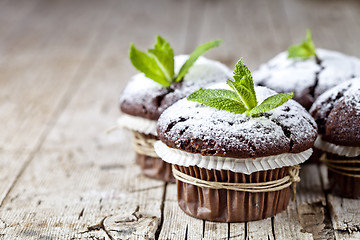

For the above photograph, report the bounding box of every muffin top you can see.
[254,49,360,109]
[310,79,360,147]
[120,55,230,120]
[157,84,318,158]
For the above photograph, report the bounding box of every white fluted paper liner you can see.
[314,136,360,157]
[117,114,157,136]
[154,141,313,175]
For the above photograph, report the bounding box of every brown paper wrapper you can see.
[134,133,175,183]
[174,165,291,222]
[326,153,360,199]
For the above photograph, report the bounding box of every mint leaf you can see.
[288,29,316,59]
[247,93,293,116]
[147,35,174,83]
[229,59,257,108]
[188,58,293,117]
[129,43,171,86]
[175,39,223,82]
[130,36,221,86]
[233,59,252,82]
[187,89,246,114]
[226,79,257,109]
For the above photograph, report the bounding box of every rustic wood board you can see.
[0,0,360,239]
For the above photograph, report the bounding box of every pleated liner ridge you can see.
[174,165,291,223]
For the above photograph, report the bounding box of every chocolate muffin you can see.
[155,82,317,222]
[310,79,360,199]
[254,49,360,110]
[119,55,230,182]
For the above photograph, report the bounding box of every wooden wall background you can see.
[1,0,360,239]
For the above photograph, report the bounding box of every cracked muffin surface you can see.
[310,79,360,146]
[157,85,318,158]
[254,49,360,110]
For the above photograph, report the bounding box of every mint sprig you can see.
[175,40,222,82]
[288,29,317,60]
[187,59,293,116]
[129,36,222,87]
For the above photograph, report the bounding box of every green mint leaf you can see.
[175,39,223,82]
[187,89,246,114]
[288,29,316,59]
[147,35,174,83]
[233,59,252,82]
[231,59,257,107]
[129,43,171,87]
[187,59,293,116]
[247,92,293,116]
[226,79,257,109]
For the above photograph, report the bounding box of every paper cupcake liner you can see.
[315,136,360,157]
[117,114,157,136]
[136,153,175,183]
[175,165,291,222]
[154,141,312,175]
[324,153,360,199]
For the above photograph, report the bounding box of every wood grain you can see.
[0,0,360,239]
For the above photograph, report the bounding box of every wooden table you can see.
[1,0,360,239]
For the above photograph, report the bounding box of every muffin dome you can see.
[120,55,230,120]
[254,49,360,109]
[157,85,318,158]
[310,78,360,147]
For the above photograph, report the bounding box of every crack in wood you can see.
[271,217,276,240]
[114,205,141,223]
[128,185,164,193]
[155,183,167,240]
[78,208,84,220]
[244,222,248,240]
[184,224,188,240]
[79,216,114,240]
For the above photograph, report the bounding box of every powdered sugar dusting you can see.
[120,55,231,120]
[310,78,360,115]
[158,84,317,157]
[254,49,360,102]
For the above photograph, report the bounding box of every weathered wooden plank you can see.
[327,195,360,232]
[296,164,335,240]
[203,222,228,240]
[320,163,360,234]
[0,0,192,239]
[0,0,111,152]
[335,231,360,240]
[247,219,274,240]
[229,223,245,239]
[0,2,116,229]
[159,184,203,240]
[1,0,360,238]
[0,151,29,206]
[273,202,313,240]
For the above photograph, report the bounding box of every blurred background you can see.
[2,0,360,149]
